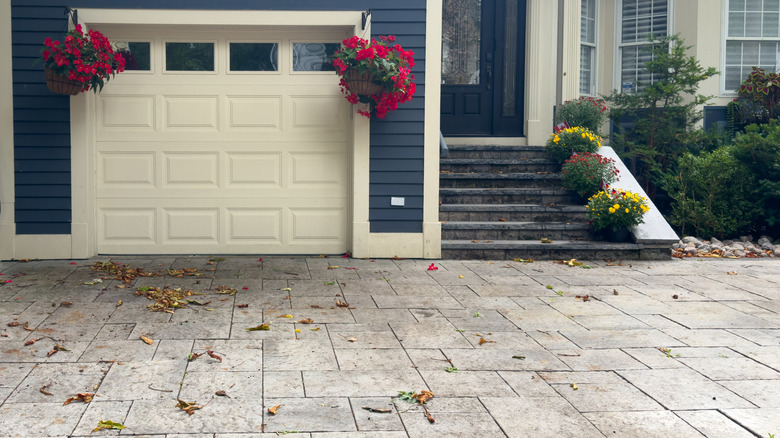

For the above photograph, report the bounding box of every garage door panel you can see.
[289,152,345,187]
[100,95,156,129]
[164,96,219,129]
[99,208,157,245]
[163,152,219,187]
[227,96,282,129]
[99,152,156,188]
[227,208,282,243]
[289,207,346,242]
[290,96,345,130]
[163,208,220,243]
[227,152,282,187]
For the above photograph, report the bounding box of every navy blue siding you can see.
[11,0,427,235]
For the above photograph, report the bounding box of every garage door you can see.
[93,27,351,255]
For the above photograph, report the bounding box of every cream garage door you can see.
[93,27,350,255]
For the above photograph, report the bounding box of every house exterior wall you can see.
[3,0,442,259]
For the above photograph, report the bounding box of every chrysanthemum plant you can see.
[585,189,650,231]
[561,152,620,198]
[332,35,416,118]
[39,24,126,93]
[545,126,603,164]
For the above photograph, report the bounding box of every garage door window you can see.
[165,42,215,71]
[229,42,278,72]
[115,41,151,71]
[292,43,339,71]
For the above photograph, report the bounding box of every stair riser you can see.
[440,211,587,222]
[446,150,549,160]
[442,229,593,240]
[440,193,581,204]
[441,163,560,173]
[440,178,561,189]
[442,247,671,260]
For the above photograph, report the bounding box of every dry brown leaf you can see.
[116,300,123,307]
[140,336,154,345]
[25,337,43,346]
[327,265,339,270]
[362,406,392,413]
[47,344,69,356]
[237,304,249,308]
[188,352,204,361]
[7,321,20,327]
[727,271,738,275]
[23,322,35,331]
[268,404,283,415]
[63,392,94,405]
[424,408,436,423]
[347,337,357,342]
[336,300,350,308]
[206,350,222,363]
[215,390,229,397]
[176,398,202,415]
[414,390,434,404]
[298,318,314,324]
[478,338,496,345]
[39,382,53,396]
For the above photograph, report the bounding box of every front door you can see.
[441,0,526,137]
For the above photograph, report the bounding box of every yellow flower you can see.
[608,208,615,214]
[613,204,620,209]
[625,208,629,213]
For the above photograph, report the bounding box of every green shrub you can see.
[665,146,762,239]
[555,97,610,133]
[545,126,602,164]
[730,121,780,234]
[561,152,620,198]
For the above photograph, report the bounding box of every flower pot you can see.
[345,69,383,96]
[596,227,632,243]
[44,67,83,95]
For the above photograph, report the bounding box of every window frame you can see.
[720,0,780,96]
[580,0,599,96]
[162,39,219,75]
[226,40,282,75]
[613,0,673,93]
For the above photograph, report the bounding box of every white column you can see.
[560,0,582,102]
[525,0,558,145]
[0,0,15,260]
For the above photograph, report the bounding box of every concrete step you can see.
[441,239,669,260]
[439,188,580,205]
[439,172,560,189]
[440,204,587,222]
[440,158,559,174]
[445,145,549,160]
[441,221,592,241]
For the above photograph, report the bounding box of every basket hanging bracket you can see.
[362,10,372,30]
[65,7,78,27]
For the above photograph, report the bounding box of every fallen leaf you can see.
[512,355,526,360]
[362,406,392,413]
[140,336,154,345]
[215,286,237,295]
[241,287,249,290]
[206,350,223,363]
[39,382,53,396]
[347,337,357,342]
[341,252,351,258]
[541,238,553,243]
[237,304,249,308]
[281,288,292,291]
[336,300,350,308]
[310,327,321,331]
[328,265,340,270]
[727,271,738,275]
[458,274,464,279]
[176,398,202,415]
[188,352,203,361]
[268,404,283,415]
[513,258,534,263]
[82,278,103,285]
[672,294,679,299]
[7,322,19,327]
[575,295,591,302]
[278,314,293,318]
[414,390,434,404]
[498,218,507,222]
[425,408,435,423]
[48,344,69,356]
[215,390,230,398]
[116,300,123,307]
[63,392,94,405]
[298,318,314,324]
[25,337,43,346]
[570,383,578,390]
[92,420,126,432]
[23,322,35,331]
[613,289,619,295]
[478,338,496,345]
[246,324,270,331]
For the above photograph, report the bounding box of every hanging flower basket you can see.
[345,69,383,96]
[44,66,83,95]
[37,24,126,95]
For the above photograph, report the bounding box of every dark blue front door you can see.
[441,0,526,137]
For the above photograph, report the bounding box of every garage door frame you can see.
[69,9,371,257]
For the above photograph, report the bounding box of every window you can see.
[580,0,597,95]
[724,0,780,93]
[165,42,215,71]
[115,42,151,71]
[617,0,669,93]
[229,43,278,72]
[292,43,339,72]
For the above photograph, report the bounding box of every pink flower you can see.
[427,263,438,271]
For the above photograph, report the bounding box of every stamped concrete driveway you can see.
[0,256,778,437]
